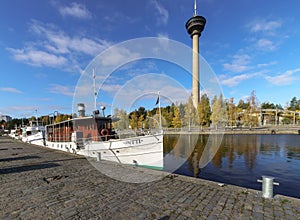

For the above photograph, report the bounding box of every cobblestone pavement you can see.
[1,136,300,220]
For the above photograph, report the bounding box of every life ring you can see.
[100,128,109,136]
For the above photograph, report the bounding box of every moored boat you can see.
[45,104,163,170]
[21,121,45,146]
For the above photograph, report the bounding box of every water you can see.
[163,134,300,199]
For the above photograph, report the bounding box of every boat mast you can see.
[158,91,162,130]
[35,109,38,125]
[93,68,97,110]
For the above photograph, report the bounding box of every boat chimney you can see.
[100,106,106,117]
[78,103,85,117]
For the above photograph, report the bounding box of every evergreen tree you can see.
[288,97,298,111]
[261,101,276,109]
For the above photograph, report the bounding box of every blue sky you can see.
[1,0,300,118]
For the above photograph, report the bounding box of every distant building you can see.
[0,115,12,122]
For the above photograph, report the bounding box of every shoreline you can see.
[164,125,300,135]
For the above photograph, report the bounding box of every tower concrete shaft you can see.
[192,34,200,108]
[186,14,206,108]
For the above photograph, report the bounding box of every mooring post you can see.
[257,176,279,199]
[96,152,101,161]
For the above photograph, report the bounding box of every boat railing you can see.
[115,128,162,139]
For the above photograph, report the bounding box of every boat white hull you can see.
[22,132,45,146]
[45,133,164,169]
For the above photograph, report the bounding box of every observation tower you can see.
[185,0,206,108]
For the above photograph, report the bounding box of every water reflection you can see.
[164,134,300,198]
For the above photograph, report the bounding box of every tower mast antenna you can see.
[194,0,197,16]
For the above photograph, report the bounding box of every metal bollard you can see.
[257,176,279,199]
[96,152,101,161]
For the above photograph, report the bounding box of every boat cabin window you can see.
[97,120,112,130]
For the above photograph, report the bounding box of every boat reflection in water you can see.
[164,134,300,199]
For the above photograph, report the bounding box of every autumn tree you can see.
[237,99,249,110]
[138,114,145,129]
[245,90,259,126]
[143,110,152,129]
[29,116,36,123]
[113,108,129,130]
[54,114,70,123]
[184,95,198,127]
[225,97,236,127]
[129,111,138,130]
[198,93,211,127]
[172,106,182,128]
[210,94,227,128]
[41,115,50,125]
[163,104,175,128]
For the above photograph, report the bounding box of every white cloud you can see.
[257,61,277,68]
[151,0,169,26]
[48,84,74,96]
[8,47,67,67]
[220,72,262,87]
[7,20,110,70]
[68,38,109,56]
[256,38,276,51]
[30,20,109,56]
[223,54,251,73]
[248,19,282,35]
[59,2,91,19]
[100,47,140,67]
[265,68,300,86]
[103,11,137,25]
[0,87,23,94]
